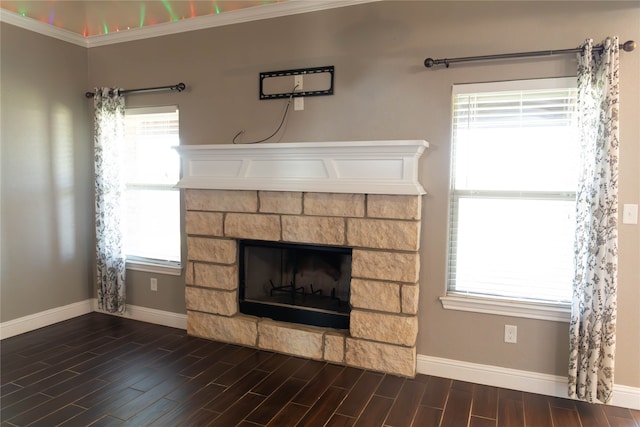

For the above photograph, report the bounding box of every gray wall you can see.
[1,23,93,320]
[2,1,638,389]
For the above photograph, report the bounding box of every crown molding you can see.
[0,8,86,47]
[86,0,380,47]
[1,0,380,49]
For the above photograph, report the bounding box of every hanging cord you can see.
[232,85,299,144]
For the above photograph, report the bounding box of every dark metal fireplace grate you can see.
[239,240,352,329]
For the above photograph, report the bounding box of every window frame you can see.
[441,77,577,322]
[123,105,182,276]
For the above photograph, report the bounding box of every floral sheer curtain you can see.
[94,88,126,314]
[568,37,619,404]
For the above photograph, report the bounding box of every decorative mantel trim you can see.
[175,140,428,195]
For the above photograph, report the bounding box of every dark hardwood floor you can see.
[1,313,638,427]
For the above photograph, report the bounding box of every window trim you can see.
[440,295,570,322]
[444,77,577,321]
[126,256,182,276]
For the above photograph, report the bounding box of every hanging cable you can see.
[232,85,299,144]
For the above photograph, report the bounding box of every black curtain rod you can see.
[424,40,636,68]
[85,82,186,98]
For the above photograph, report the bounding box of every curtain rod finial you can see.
[622,40,636,52]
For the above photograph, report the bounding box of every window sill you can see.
[126,260,182,276]
[440,295,570,322]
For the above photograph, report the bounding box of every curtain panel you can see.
[568,37,619,404]
[94,88,127,314]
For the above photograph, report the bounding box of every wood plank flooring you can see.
[1,313,638,426]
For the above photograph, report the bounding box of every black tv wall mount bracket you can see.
[259,66,334,100]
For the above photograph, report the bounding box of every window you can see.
[124,106,181,274]
[445,78,577,318]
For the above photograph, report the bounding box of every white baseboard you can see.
[0,299,187,340]
[417,354,640,410]
[0,299,93,340]
[91,299,187,330]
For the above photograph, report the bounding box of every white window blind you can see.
[448,78,577,304]
[124,106,181,267]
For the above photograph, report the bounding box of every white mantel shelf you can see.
[175,140,428,195]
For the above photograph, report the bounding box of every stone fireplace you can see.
[177,140,427,377]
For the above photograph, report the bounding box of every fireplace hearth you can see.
[239,240,352,329]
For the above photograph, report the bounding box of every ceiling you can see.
[0,1,287,37]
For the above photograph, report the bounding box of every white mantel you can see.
[175,140,428,195]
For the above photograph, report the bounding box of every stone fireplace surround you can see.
[177,140,427,377]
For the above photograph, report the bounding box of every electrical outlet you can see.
[150,278,158,292]
[504,325,517,344]
[622,204,638,224]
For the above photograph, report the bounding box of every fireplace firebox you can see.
[239,240,352,329]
